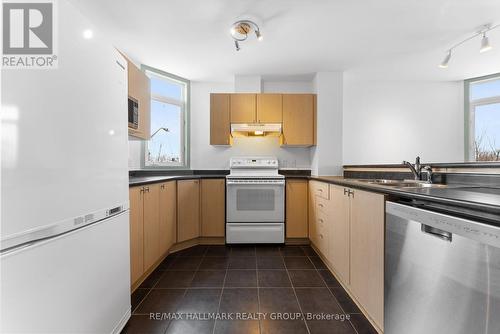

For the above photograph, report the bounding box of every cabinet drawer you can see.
[314,182,329,200]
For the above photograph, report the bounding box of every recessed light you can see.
[83,29,93,39]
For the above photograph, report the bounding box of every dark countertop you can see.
[129,174,225,186]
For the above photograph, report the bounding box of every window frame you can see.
[464,73,500,161]
[140,64,190,169]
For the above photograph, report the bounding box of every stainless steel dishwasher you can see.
[385,201,500,334]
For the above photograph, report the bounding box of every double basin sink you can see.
[355,179,448,189]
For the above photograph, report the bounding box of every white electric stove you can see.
[226,157,285,244]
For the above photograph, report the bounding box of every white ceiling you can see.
[70,0,500,82]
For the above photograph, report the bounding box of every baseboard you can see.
[309,242,384,334]
[111,307,131,334]
[285,237,310,245]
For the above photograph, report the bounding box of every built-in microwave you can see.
[128,97,138,129]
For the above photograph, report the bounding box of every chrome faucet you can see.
[403,156,421,180]
[403,157,433,183]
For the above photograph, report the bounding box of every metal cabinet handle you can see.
[318,189,323,192]
[349,190,354,197]
[318,203,324,208]
[143,186,149,193]
[344,188,349,196]
[318,219,324,223]
[421,224,452,242]
[160,184,165,189]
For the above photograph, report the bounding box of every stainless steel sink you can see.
[354,179,448,189]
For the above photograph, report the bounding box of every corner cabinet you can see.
[177,180,201,242]
[126,57,151,140]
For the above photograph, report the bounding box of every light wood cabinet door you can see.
[230,94,256,123]
[201,179,225,237]
[257,94,282,123]
[327,185,351,284]
[210,94,231,145]
[127,59,151,140]
[286,179,308,238]
[350,189,385,329]
[159,181,177,255]
[143,184,160,270]
[177,180,200,242]
[282,94,316,146]
[308,181,319,245]
[129,186,144,285]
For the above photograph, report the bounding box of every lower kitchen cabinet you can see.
[159,181,177,255]
[327,185,351,284]
[143,184,160,270]
[285,179,308,238]
[177,180,200,242]
[350,189,385,330]
[129,186,144,286]
[201,179,225,237]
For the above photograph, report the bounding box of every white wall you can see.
[343,76,464,164]
[190,81,312,169]
[310,72,344,175]
[263,81,313,93]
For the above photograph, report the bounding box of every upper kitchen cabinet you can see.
[230,93,257,123]
[257,94,282,123]
[126,57,151,140]
[210,94,231,145]
[282,94,316,147]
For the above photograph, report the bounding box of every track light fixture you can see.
[230,19,262,51]
[439,24,498,68]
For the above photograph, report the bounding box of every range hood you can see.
[231,123,282,137]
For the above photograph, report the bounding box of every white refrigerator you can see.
[1,1,131,333]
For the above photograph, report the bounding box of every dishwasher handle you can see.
[421,224,452,242]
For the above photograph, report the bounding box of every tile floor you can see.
[122,245,377,334]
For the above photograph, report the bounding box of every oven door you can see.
[226,179,285,223]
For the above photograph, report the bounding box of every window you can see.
[142,65,189,168]
[465,74,500,161]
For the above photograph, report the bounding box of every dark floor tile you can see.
[257,270,291,287]
[256,245,282,257]
[138,269,164,289]
[131,288,149,312]
[317,270,341,287]
[284,257,315,269]
[134,289,186,314]
[157,256,176,270]
[199,257,228,270]
[280,246,306,257]
[205,245,231,257]
[257,256,285,269]
[295,288,344,314]
[175,245,208,257]
[329,287,361,314]
[166,320,215,334]
[288,270,326,287]
[349,314,378,334]
[156,271,195,288]
[168,257,203,271]
[214,319,259,334]
[176,288,222,314]
[301,245,318,256]
[190,270,226,287]
[306,320,355,334]
[218,288,258,313]
[122,314,170,334]
[261,319,308,334]
[225,270,257,287]
[228,256,256,269]
[258,288,301,313]
[309,256,327,269]
[229,245,256,257]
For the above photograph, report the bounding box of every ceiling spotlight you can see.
[82,29,93,39]
[256,30,263,41]
[480,33,492,53]
[230,19,262,51]
[439,50,451,68]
